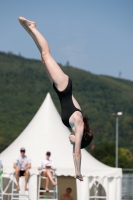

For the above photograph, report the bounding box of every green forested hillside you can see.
[0,51,133,164]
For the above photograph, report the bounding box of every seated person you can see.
[13,147,31,191]
[60,188,73,200]
[38,151,57,192]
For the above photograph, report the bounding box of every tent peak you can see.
[45,92,51,99]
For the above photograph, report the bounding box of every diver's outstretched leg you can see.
[18,17,68,91]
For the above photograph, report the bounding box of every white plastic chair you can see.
[11,171,30,200]
[37,171,58,200]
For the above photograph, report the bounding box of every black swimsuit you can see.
[53,77,93,149]
[53,77,82,128]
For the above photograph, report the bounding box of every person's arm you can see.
[13,162,20,172]
[13,163,17,169]
[38,161,43,170]
[73,115,84,180]
[24,157,31,170]
[51,167,56,171]
[51,161,56,171]
[38,166,41,170]
[13,158,19,169]
[24,163,31,170]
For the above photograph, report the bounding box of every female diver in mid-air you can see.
[18,17,93,181]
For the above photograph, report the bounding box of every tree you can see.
[90,143,133,168]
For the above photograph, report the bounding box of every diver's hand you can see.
[69,135,75,145]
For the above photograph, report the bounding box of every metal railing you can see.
[122,169,133,200]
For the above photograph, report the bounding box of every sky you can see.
[0,1,133,81]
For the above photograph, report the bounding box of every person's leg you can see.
[45,169,57,186]
[18,17,68,91]
[25,170,29,190]
[15,169,20,190]
[45,177,50,191]
[42,171,49,191]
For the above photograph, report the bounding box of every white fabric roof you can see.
[0,93,122,177]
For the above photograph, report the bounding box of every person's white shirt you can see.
[39,159,56,172]
[14,155,31,170]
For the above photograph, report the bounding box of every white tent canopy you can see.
[0,93,122,200]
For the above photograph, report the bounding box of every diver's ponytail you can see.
[83,115,93,140]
